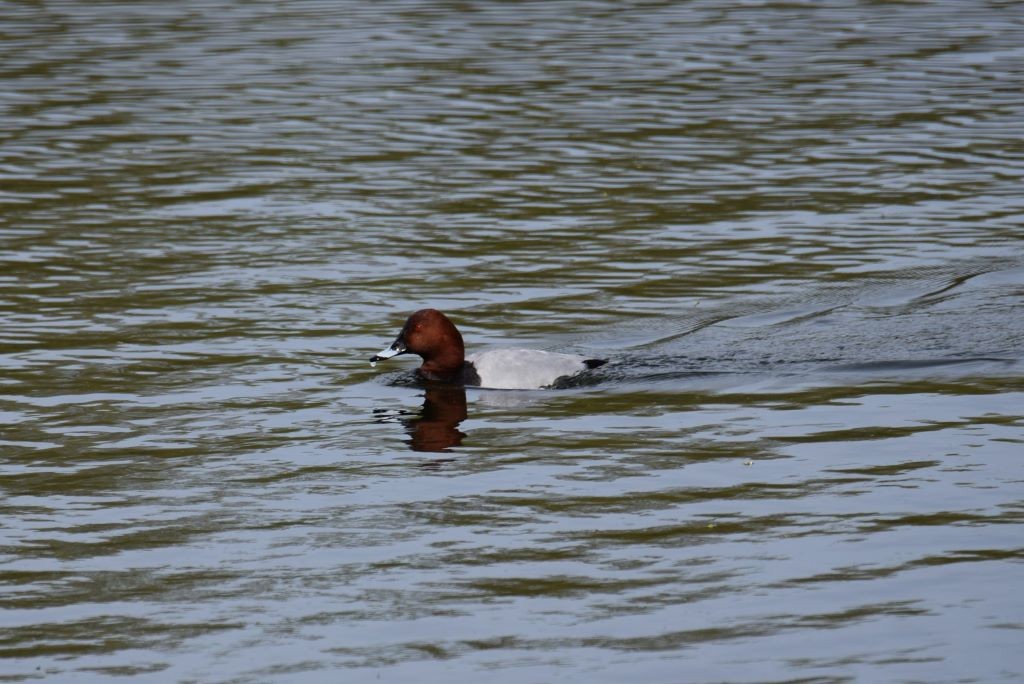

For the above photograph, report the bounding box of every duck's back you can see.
[465,348,592,390]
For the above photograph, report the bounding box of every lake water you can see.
[2,1,1023,681]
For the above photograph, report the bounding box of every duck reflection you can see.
[408,385,467,452]
[375,385,467,453]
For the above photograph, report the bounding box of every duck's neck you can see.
[419,347,465,382]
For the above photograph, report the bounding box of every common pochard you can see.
[370,309,607,390]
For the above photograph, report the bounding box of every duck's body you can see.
[370,309,606,390]
[466,348,604,390]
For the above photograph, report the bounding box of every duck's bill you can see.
[369,339,406,364]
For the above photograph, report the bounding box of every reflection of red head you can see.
[407,387,467,453]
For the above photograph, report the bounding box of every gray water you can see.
[2,1,1024,682]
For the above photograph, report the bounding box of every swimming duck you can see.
[370,309,606,390]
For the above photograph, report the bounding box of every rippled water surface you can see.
[2,1,1024,681]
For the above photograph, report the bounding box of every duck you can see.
[370,309,607,390]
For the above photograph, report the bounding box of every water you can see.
[2,1,1023,681]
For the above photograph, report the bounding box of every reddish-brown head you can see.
[370,309,466,379]
[400,309,464,362]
